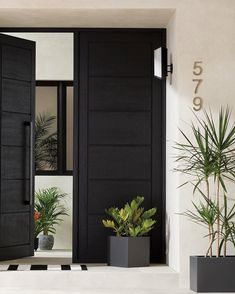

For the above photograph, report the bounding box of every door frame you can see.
[0,28,166,263]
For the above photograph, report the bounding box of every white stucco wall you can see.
[165,0,235,287]
[165,11,180,273]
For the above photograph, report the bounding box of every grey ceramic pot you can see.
[108,236,150,267]
[39,235,54,250]
[190,256,235,292]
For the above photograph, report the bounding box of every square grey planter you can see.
[108,236,150,267]
[190,256,235,292]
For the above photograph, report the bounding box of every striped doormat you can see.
[0,264,87,271]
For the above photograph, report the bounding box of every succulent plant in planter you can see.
[174,107,235,292]
[35,187,68,250]
[102,196,156,267]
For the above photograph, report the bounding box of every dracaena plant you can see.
[102,196,157,237]
[174,107,235,257]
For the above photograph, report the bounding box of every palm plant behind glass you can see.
[35,112,57,170]
[174,107,235,257]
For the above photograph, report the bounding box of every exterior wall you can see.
[165,0,235,286]
[166,11,180,272]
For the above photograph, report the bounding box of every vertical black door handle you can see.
[24,121,33,205]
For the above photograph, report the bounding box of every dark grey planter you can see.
[108,236,150,267]
[39,235,54,250]
[190,256,235,292]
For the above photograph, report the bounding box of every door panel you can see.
[0,33,35,261]
[89,77,151,111]
[2,79,31,114]
[87,215,109,260]
[1,146,29,179]
[88,181,151,214]
[89,146,151,179]
[1,180,30,212]
[2,45,32,81]
[2,112,30,146]
[0,213,30,247]
[89,43,151,76]
[89,112,151,145]
[75,31,166,263]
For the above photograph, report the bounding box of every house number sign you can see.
[192,61,203,111]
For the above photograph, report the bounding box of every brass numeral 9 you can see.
[193,97,203,111]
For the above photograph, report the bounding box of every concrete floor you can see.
[0,249,73,265]
[0,250,203,294]
[0,288,227,294]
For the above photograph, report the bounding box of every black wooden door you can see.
[0,34,35,260]
[74,31,166,263]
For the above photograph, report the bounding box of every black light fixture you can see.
[154,47,173,79]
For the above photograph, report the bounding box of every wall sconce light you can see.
[154,47,173,79]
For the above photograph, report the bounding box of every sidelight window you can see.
[35,81,73,175]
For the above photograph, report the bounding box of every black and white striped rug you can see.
[0,264,87,271]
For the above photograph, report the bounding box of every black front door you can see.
[74,30,166,263]
[0,34,35,260]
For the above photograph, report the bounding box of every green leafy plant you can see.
[102,196,157,237]
[35,187,68,235]
[35,112,57,170]
[174,107,235,257]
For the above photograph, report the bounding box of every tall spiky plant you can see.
[174,107,235,257]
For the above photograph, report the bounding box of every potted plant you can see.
[35,187,68,250]
[102,196,156,267]
[174,107,235,292]
[34,210,42,251]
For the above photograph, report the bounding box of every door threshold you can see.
[0,249,72,265]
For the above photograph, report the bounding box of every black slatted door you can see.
[0,34,35,260]
[74,31,165,263]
